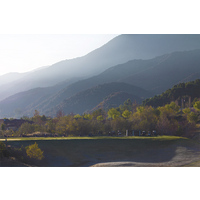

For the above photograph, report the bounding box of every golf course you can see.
[1,135,200,167]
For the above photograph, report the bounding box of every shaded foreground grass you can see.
[2,136,200,167]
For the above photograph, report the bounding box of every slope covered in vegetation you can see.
[143,79,200,107]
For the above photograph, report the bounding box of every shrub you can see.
[25,142,44,160]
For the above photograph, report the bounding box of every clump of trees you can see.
[1,99,200,138]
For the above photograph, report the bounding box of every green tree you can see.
[41,115,47,122]
[66,118,79,135]
[187,112,198,123]
[164,102,180,113]
[75,118,91,136]
[1,123,5,131]
[120,99,133,112]
[107,108,121,119]
[92,109,106,119]
[83,113,92,120]
[56,116,68,135]
[45,119,56,133]
[136,106,145,113]
[17,122,34,135]
[130,106,158,131]
[56,115,79,136]
[74,114,82,119]
[25,142,44,160]
[32,110,44,125]
[97,115,104,121]
[194,101,200,111]
[122,110,132,119]
[182,107,191,114]
[110,118,131,134]
[33,124,45,132]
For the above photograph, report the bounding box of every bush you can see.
[25,142,44,160]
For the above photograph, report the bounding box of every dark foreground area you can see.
[1,136,200,167]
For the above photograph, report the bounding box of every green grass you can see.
[2,135,196,167]
[0,135,187,142]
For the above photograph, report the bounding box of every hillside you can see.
[1,49,200,117]
[32,49,200,115]
[91,92,141,111]
[46,82,151,116]
[1,34,200,101]
[60,49,200,96]
[123,49,200,94]
[0,77,82,118]
[143,79,200,107]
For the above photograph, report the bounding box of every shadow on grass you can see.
[4,137,200,167]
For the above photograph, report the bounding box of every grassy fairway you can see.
[0,135,186,141]
[2,135,199,167]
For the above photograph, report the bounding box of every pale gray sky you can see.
[0,34,118,75]
[0,0,198,76]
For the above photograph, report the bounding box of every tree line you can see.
[1,98,200,138]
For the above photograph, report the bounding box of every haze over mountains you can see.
[1,34,200,101]
[1,34,200,118]
[47,82,151,116]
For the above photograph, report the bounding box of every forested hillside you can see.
[143,79,200,107]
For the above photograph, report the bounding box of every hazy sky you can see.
[0,34,118,76]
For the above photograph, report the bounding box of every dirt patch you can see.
[91,146,200,167]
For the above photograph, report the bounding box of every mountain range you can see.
[47,82,151,116]
[1,34,200,118]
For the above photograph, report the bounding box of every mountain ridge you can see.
[47,82,151,116]
[1,34,200,101]
[1,35,200,117]
[1,49,200,117]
